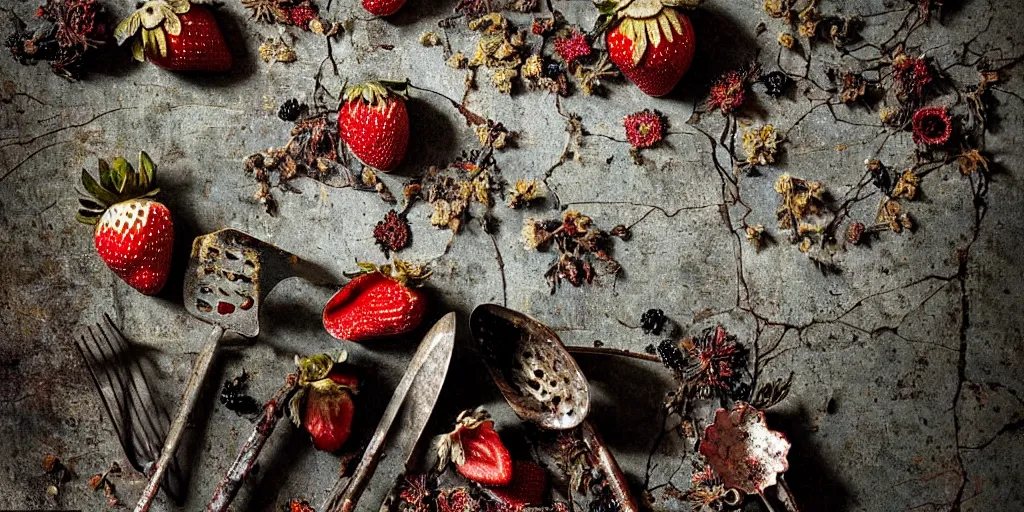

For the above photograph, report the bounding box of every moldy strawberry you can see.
[603,0,700,97]
[76,152,174,295]
[114,0,231,72]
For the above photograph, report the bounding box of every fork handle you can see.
[134,325,225,512]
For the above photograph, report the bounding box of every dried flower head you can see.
[892,50,932,102]
[878,199,912,233]
[507,179,544,209]
[707,71,747,115]
[623,109,666,149]
[420,31,442,46]
[957,149,988,176]
[742,124,780,165]
[891,170,920,200]
[522,210,624,292]
[677,325,747,399]
[879,106,902,126]
[373,210,411,256]
[774,174,826,229]
[476,120,512,149]
[467,14,528,93]
[777,32,795,49]
[840,72,867,104]
[553,29,591,65]
[746,224,766,250]
[911,106,952,146]
[7,0,108,78]
[845,222,865,245]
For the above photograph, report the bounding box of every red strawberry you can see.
[338,81,410,172]
[76,152,174,295]
[605,0,697,97]
[114,0,232,72]
[362,0,407,16]
[489,461,547,510]
[290,353,359,452]
[436,408,513,486]
[322,261,429,342]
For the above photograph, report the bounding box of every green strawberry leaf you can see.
[138,151,155,189]
[81,169,118,205]
[76,210,100,225]
[78,197,106,211]
[140,188,161,199]
[111,157,130,194]
[98,159,114,191]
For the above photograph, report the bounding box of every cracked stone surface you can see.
[1,0,1023,510]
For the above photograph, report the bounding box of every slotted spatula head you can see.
[183,229,310,337]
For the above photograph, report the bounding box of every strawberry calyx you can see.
[435,406,492,471]
[76,151,162,226]
[343,79,410,108]
[114,0,191,61]
[343,259,432,288]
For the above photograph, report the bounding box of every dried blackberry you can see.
[544,61,563,78]
[220,371,261,416]
[657,339,686,373]
[640,308,667,335]
[760,71,793,98]
[278,98,307,122]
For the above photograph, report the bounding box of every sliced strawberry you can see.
[437,408,513,487]
[489,461,547,511]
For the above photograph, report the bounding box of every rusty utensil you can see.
[74,314,185,502]
[322,312,457,512]
[699,403,799,512]
[470,304,639,512]
[135,229,334,512]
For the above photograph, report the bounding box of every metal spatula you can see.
[134,229,332,512]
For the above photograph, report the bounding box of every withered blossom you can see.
[507,179,544,209]
[418,151,502,234]
[667,325,748,400]
[839,72,867,104]
[7,0,108,78]
[746,224,766,250]
[911,106,952,146]
[774,174,826,230]
[957,149,988,176]
[877,199,912,233]
[891,170,920,200]
[707,71,747,115]
[742,125,780,165]
[467,14,528,93]
[373,210,411,256]
[521,210,625,292]
[777,32,795,49]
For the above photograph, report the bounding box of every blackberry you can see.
[657,339,686,373]
[220,372,261,416]
[277,98,307,122]
[760,71,793,98]
[544,62,563,78]
[640,308,667,335]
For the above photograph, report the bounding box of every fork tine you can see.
[77,325,139,471]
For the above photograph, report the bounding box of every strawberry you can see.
[362,0,407,17]
[76,152,174,296]
[436,408,513,486]
[289,352,359,452]
[604,0,698,97]
[338,80,410,173]
[322,260,430,342]
[488,461,547,511]
[114,0,232,72]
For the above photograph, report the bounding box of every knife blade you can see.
[321,312,457,512]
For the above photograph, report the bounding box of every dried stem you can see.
[205,374,300,512]
[565,346,661,363]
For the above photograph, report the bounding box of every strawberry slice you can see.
[437,408,513,486]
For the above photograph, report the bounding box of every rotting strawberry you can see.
[114,0,231,72]
[322,260,430,342]
[362,0,406,17]
[289,352,358,452]
[436,407,513,486]
[603,0,699,97]
[488,461,547,510]
[338,80,410,173]
[76,152,174,296]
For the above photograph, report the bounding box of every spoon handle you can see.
[579,420,639,512]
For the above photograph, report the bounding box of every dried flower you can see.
[259,38,297,64]
[699,403,791,495]
[839,72,867,104]
[420,32,442,46]
[879,106,902,126]
[374,210,411,256]
[707,71,747,114]
[507,179,544,208]
[446,51,468,69]
[7,0,107,78]
[553,29,591,65]
[677,325,747,399]
[846,222,865,245]
[777,32,795,49]
[436,488,475,512]
[467,14,528,93]
[891,170,920,200]
[911,106,952,146]
[476,120,512,150]
[623,109,666,149]
[746,224,765,250]
[742,125,780,165]
[774,174,825,229]
[420,154,502,234]
[763,0,791,19]
[522,54,543,80]
[878,199,912,233]
[891,51,932,102]
[957,149,988,176]
[531,17,555,36]
[398,474,431,508]
[522,210,624,292]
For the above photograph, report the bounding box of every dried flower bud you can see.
[911,106,952,146]
[777,32,795,49]
[846,222,865,245]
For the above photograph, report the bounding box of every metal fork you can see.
[74,313,185,502]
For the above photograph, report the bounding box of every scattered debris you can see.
[521,210,627,292]
[220,370,261,417]
[506,179,544,209]
[640,308,667,335]
[374,210,411,257]
[6,0,108,79]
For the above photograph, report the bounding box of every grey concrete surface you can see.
[1,0,1023,510]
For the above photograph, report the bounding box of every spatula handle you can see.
[580,420,639,512]
[134,324,225,512]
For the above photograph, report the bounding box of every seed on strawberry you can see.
[76,152,174,295]
[436,407,513,486]
[362,0,407,17]
[605,0,697,97]
[114,0,232,72]
[338,80,410,172]
[289,352,359,452]
[322,260,430,342]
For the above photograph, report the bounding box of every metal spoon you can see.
[470,304,639,512]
